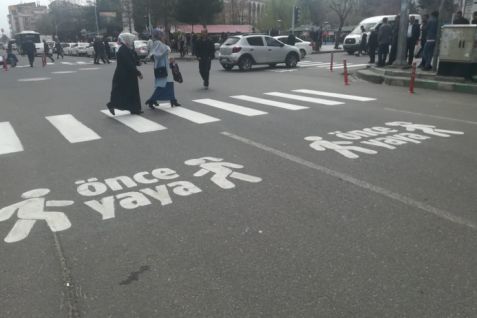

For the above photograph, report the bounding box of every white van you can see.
[343,14,421,55]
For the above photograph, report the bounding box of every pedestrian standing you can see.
[471,12,477,24]
[287,31,297,46]
[453,11,470,24]
[99,40,110,64]
[6,41,18,67]
[406,16,421,65]
[195,30,215,89]
[377,18,392,67]
[43,40,55,63]
[93,37,102,64]
[367,25,379,64]
[55,38,64,59]
[107,33,143,115]
[388,15,400,65]
[145,29,181,109]
[356,25,367,56]
[422,11,439,71]
[23,39,36,67]
[416,14,428,65]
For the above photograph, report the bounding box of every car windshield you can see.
[223,37,240,46]
[350,22,378,34]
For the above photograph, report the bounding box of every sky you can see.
[0,0,49,36]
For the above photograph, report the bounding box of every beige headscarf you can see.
[118,32,136,48]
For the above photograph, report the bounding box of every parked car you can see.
[219,34,301,71]
[343,14,421,55]
[85,44,95,57]
[75,43,91,56]
[134,40,149,59]
[274,35,313,59]
[64,43,77,55]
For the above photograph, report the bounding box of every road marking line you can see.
[51,71,77,74]
[16,65,30,68]
[46,114,101,143]
[298,62,329,67]
[317,63,344,68]
[0,122,24,155]
[221,131,477,231]
[17,77,51,82]
[293,89,376,102]
[61,62,74,65]
[156,104,221,124]
[264,92,344,106]
[383,108,477,125]
[193,99,267,116]
[101,110,167,132]
[231,95,309,110]
[78,67,99,71]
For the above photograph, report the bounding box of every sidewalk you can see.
[356,66,477,95]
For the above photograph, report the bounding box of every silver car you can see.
[219,35,301,71]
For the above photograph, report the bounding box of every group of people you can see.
[93,37,111,65]
[361,10,476,70]
[107,29,215,116]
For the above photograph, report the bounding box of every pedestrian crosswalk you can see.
[0,89,376,157]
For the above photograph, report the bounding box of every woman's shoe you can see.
[145,101,156,110]
[171,100,181,107]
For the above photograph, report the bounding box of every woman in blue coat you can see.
[145,29,181,109]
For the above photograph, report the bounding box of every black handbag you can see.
[170,63,183,83]
[154,66,168,78]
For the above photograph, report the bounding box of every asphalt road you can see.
[1,52,476,318]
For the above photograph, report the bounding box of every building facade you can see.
[8,2,48,35]
[221,0,266,25]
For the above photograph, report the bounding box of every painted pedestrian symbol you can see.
[305,136,378,159]
[0,189,74,243]
[185,157,262,189]
[386,122,464,137]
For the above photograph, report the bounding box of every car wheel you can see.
[300,49,306,59]
[238,56,253,71]
[269,63,277,68]
[222,64,233,71]
[285,53,299,68]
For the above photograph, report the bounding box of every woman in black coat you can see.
[107,33,143,115]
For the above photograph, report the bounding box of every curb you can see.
[356,68,477,95]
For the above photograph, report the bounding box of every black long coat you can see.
[107,45,142,113]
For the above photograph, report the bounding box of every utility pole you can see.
[94,0,99,35]
[292,6,296,33]
[393,0,409,67]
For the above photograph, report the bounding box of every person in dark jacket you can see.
[195,30,215,89]
[107,33,143,115]
[422,11,439,71]
[388,15,400,65]
[453,11,469,24]
[406,16,421,65]
[287,31,297,46]
[103,37,112,60]
[43,40,55,62]
[367,25,379,64]
[377,18,392,67]
[6,41,18,67]
[472,12,477,24]
[93,37,107,64]
[22,40,36,67]
[416,14,428,64]
[54,38,64,59]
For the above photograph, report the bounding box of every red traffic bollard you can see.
[409,62,417,94]
[343,59,349,86]
[2,55,8,71]
[330,52,334,72]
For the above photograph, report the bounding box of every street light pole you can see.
[94,0,100,35]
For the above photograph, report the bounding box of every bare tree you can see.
[329,0,356,49]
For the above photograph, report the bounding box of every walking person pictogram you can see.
[0,189,74,243]
[185,157,262,189]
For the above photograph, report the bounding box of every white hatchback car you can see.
[219,34,301,71]
[274,36,313,59]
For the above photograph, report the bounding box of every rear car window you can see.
[224,37,240,46]
[265,37,282,47]
[246,36,264,46]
